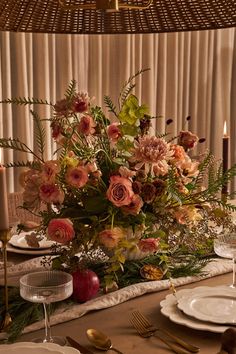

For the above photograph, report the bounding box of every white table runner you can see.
[0,257,232,334]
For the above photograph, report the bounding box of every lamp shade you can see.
[0,0,235,34]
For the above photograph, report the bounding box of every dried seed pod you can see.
[140,265,164,280]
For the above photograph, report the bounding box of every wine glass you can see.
[214,233,236,288]
[20,270,73,346]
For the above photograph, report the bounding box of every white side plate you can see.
[0,342,80,354]
[177,287,236,324]
[160,287,231,333]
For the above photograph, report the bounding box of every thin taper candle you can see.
[0,149,9,230]
[222,121,229,196]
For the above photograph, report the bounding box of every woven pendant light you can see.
[0,0,235,34]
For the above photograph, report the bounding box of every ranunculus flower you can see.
[39,183,64,204]
[98,227,124,249]
[77,115,96,135]
[47,218,75,244]
[178,130,199,150]
[107,123,122,143]
[41,160,60,183]
[138,238,160,253]
[122,194,143,215]
[65,166,88,188]
[107,175,134,207]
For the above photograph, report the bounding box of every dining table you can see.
[1,249,233,354]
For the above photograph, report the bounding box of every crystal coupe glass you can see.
[214,233,236,288]
[20,270,73,345]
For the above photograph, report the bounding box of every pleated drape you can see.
[0,29,235,191]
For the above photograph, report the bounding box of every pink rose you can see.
[107,123,122,142]
[47,218,75,244]
[65,166,88,188]
[178,130,198,150]
[77,115,96,135]
[138,238,160,253]
[122,194,143,215]
[107,175,134,207]
[98,227,124,249]
[39,183,64,204]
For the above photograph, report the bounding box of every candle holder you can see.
[0,229,12,331]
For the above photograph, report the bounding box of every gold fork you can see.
[130,315,190,354]
[131,310,200,353]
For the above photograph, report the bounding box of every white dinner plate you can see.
[177,286,236,324]
[9,232,55,250]
[0,342,80,353]
[160,287,231,333]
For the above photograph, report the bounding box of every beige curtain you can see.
[0,29,235,192]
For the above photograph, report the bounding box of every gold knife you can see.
[66,336,94,354]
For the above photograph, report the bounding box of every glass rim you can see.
[20,270,72,288]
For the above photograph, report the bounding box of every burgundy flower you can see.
[141,183,156,203]
[178,130,198,150]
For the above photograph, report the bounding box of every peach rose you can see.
[138,238,160,253]
[39,183,64,204]
[65,166,88,188]
[47,218,75,244]
[98,227,124,249]
[107,175,134,207]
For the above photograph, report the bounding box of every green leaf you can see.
[84,196,108,213]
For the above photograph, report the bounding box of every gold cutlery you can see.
[131,310,199,354]
[86,328,124,354]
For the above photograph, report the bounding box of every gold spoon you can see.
[86,328,123,354]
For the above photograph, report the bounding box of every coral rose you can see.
[47,218,75,244]
[107,175,134,207]
[98,227,124,249]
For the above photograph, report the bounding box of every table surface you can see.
[14,255,231,354]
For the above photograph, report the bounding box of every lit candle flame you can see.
[223,121,227,137]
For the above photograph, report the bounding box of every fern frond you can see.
[65,80,77,100]
[192,152,214,190]
[0,97,51,106]
[4,161,41,169]
[30,110,46,161]
[118,68,150,109]
[0,138,43,162]
[167,168,185,205]
[104,95,117,116]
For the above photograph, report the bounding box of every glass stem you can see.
[43,302,53,343]
[232,258,236,288]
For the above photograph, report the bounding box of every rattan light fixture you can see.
[0,0,235,34]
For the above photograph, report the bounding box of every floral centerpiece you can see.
[1,69,236,290]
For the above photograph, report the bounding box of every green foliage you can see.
[0,97,51,106]
[118,94,149,125]
[104,95,118,117]
[118,68,150,108]
[65,79,77,100]
[30,109,46,161]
